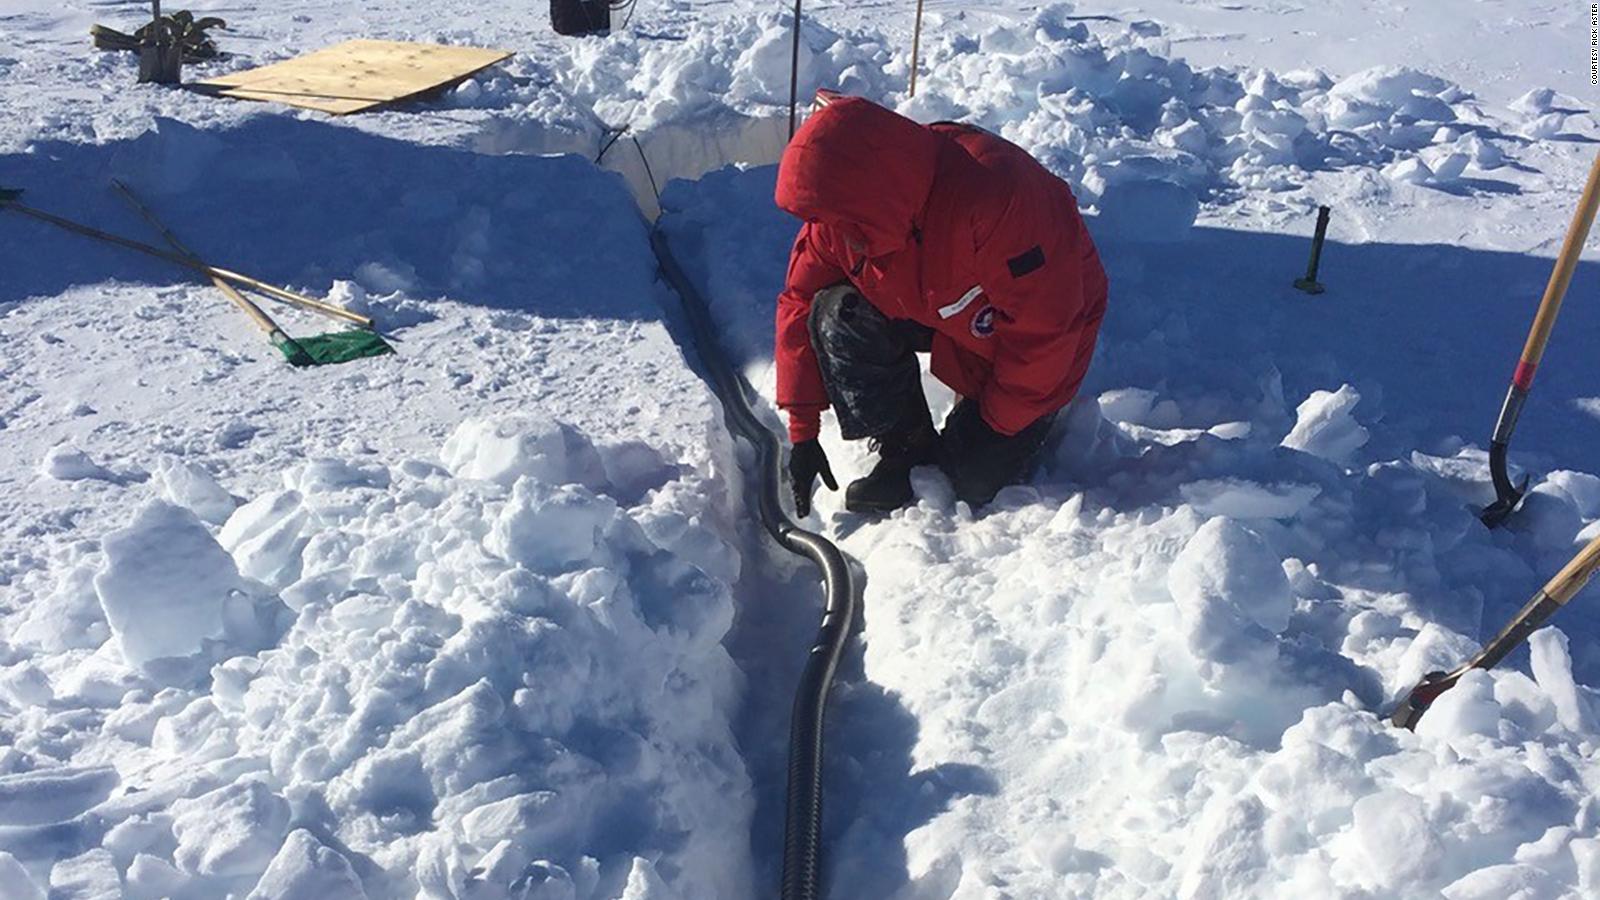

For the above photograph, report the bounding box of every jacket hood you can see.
[774,96,941,258]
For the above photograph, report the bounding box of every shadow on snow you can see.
[0,116,658,320]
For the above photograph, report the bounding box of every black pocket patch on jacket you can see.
[1008,245,1045,278]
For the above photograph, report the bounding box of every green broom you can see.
[1,184,393,366]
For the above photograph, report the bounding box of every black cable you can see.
[632,136,661,205]
[649,228,857,900]
[788,0,803,139]
[595,125,628,164]
[609,0,639,29]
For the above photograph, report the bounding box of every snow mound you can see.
[481,4,1499,214]
[155,459,238,526]
[94,501,251,673]
[441,416,605,490]
[41,444,114,482]
[247,830,368,900]
[3,419,752,899]
[1169,517,1294,663]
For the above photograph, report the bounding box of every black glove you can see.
[940,400,1053,507]
[789,439,838,517]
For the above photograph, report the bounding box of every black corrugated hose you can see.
[650,228,857,900]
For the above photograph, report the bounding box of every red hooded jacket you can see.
[774,96,1108,442]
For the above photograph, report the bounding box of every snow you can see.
[93,500,248,672]
[0,852,46,900]
[1169,517,1295,662]
[41,445,117,482]
[3,0,1600,898]
[247,830,368,900]
[1282,384,1371,465]
[154,459,238,526]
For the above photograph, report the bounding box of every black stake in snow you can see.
[788,0,803,139]
[1391,532,1600,729]
[1482,151,1600,527]
[1293,205,1330,294]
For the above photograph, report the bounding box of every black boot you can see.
[845,415,940,513]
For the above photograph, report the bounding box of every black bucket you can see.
[551,0,610,36]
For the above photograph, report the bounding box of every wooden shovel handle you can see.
[5,199,374,329]
[112,179,281,337]
[1548,532,1600,606]
[1519,152,1600,377]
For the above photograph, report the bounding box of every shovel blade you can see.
[1389,670,1455,731]
[1480,475,1530,528]
[275,330,393,367]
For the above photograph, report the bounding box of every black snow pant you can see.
[807,284,934,441]
[807,283,1056,504]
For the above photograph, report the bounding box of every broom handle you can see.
[1473,531,1600,670]
[1547,531,1600,605]
[1516,151,1600,386]
[111,180,282,338]
[4,201,374,328]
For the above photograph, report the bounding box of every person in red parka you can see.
[776,93,1108,514]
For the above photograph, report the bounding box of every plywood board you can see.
[195,39,512,115]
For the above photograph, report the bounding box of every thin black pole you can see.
[1294,205,1330,294]
[788,0,802,139]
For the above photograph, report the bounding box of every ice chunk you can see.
[1529,628,1595,734]
[155,458,236,525]
[1454,133,1504,169]
[48,849,120,900]
[441,416,605,489]
[126,853,191,900]
[1329,66,1453,108]
[1169,518,1294,663]
[1349,790,1440,886]
[1574,837,1600,894]
[620,857,681,900]
[285,457,389,494]
[12,564,108,652]
[730,23,816,106]
[1157,119,1209,154]
[246,829,367,900]
[1509,87,1577,116]
[1441,863,1558,900]
[0,851,44,900]
[1522,113,1566,139]
[41,444,114,482]
[1097,387,1160,425]
[487,479,618,572]
[218,490,307,587]
[171,779,292,879]
[461,791,574,851]
[1414,668,1500,742]
[1419,147,1469,182]
[1545,470,1600,519]
[103,814,175,865]
[1282,385,1368,465]
[1243,107,1306,138]
[1179,479,1320,520]
[1175,794,1267,898]
[95,501,243,670]
[1382,156,1433,185]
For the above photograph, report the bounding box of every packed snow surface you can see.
[4,0,1600,899]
